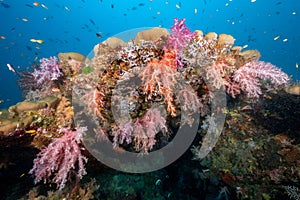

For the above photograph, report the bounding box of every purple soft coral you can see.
[33,56,62,85]
[165,18,196,52]
[165,18,196,69]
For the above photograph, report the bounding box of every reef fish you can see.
[6,64,16,73]
[96,32,103,38]
[30,39,44,44]
[33,2,40,6]
[1,2,10,8]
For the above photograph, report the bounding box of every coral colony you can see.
[1,18,293,197]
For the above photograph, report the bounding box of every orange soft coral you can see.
[139,50,179,116]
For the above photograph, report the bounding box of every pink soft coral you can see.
[112,107,168,153]
[233,61,289,98]
[165,18,196,69]
[166,18,196,52]
[29,126,88,190]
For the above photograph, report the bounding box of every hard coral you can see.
[117,40,163,68]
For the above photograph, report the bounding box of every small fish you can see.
[26,45,32,51]
[30,39,44,44]
[7,64,16,73]
[1,2,10,8]
[89,19,95,25]
[25,4,34,8]
[194,8,197,14]
[250,0,256,2]
[96,32,103,38]
[64,6,70,11]
[41,4,48,9]
[0,35,6,39]
[273,35,280,40]
[292,11,296,15]
[21,18,29,22]
[33,2,40,6]
[157,11,161,15]
[51,87,61,93]
[242,44,248,49]
[155,179,162,186]
[243,137,253,142]
[111,4,114,8]
[296,63,298,68]
[20,173,25,178]
[282,38,288,42]
[25,130,36,134]
[175,4,180,9]
[138,3,145,6]
[276,2,282,5]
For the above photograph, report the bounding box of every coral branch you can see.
[139,50,179,116]
[233,61,289,98]
[112,107,168,153]
[29,126,88,190]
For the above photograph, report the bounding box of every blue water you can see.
[1,0,299,108]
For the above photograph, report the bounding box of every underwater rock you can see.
[103,37,127,49]
[135,27,169,43]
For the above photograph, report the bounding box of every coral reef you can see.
[0,18,295,199]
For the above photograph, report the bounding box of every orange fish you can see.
[25,130,36,134]
[33,2,40,6]
[51,87,61,93]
